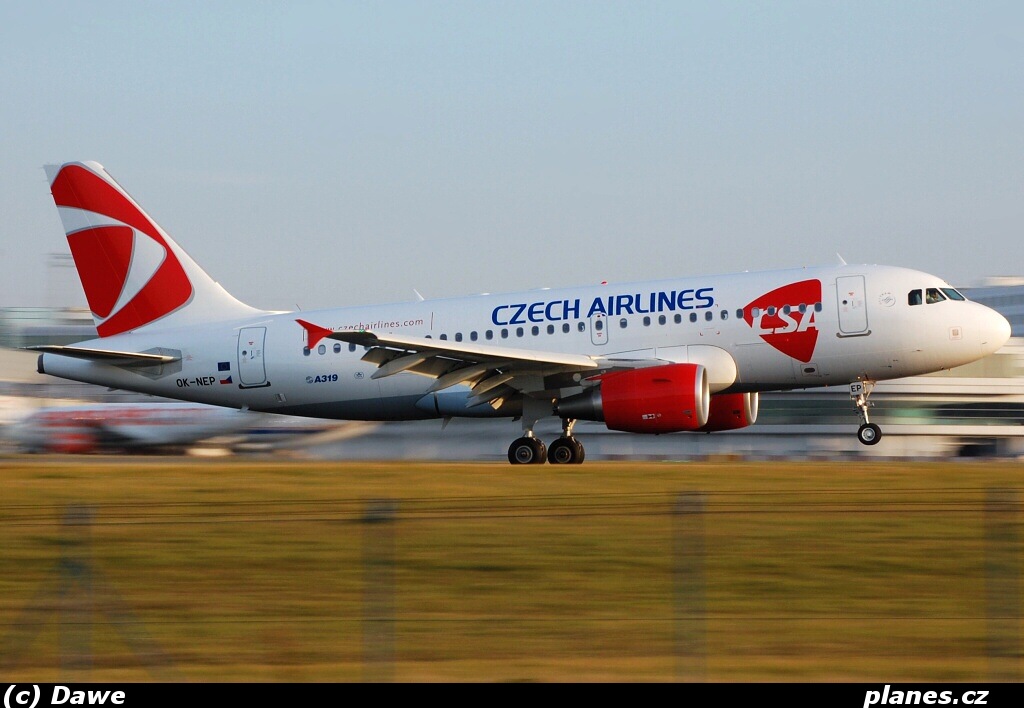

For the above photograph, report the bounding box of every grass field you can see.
[0,458,1021,682]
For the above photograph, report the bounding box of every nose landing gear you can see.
[851,381,882,445]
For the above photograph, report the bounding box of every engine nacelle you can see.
[556,363,710,434]
[699,392,759,432]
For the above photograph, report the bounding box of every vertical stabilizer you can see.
[44,161,264,336]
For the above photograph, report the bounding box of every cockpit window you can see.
[925,288,946,304]
[941,288,966,301]
[908,289,923,306]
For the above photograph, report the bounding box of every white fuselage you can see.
[38,264,1010,423]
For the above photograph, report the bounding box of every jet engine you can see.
[556,363,710,433]
[699,392,758,432]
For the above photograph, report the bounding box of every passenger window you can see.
[485,330,493,340]
[674,314,682,324]
[594,319,603,331]
[736,309,743,319]
[705,310,713,322]
[455,333,463,342]
[317,344,326,355]
[546,324,554,335]
[501,329,508,339]
[333,343,341,353]
[752,307,761,318]
[531,326,539,336]
[516,327,524,337]
[908,290,923,306]
[440,334,448,340]
[782,305,791,314]
[620,318,628,329]
[562,323,570,333]
[349,343,357,352]
[578,322,586,332]
[798,304,807,313]
[470,331,478,341]
[926,288,946,304]
[643,316,651,326]
[767,306,776,316]
[303,347,310,356]
[720,310,728,320]
[814,302,822,312]
[658,315,666,325]
[689,313,697,323]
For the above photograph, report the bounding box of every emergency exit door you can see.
[238,327,268,387]
[836,276,869,335]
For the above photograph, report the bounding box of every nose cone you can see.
[979,305,1011,356]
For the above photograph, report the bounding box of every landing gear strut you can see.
[851,381,882,446]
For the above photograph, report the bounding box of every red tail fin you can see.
[46,162,261,336]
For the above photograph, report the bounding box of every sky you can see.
[1,1,1022,313]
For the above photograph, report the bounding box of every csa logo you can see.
[743,279,821,363]
[52,164,193,337]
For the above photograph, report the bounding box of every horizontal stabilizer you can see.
[27,345,180,366]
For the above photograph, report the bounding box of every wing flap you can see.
[370,352,434,380]
[428,362,505,393]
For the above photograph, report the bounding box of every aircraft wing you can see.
[297,319,603,407]
[322,328,598,369]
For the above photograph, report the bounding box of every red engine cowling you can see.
[699,392,759,432]
[557,363,710,434]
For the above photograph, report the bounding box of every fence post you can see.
[985,488,1020,682]
[59,504,94,680]
[673,492,707,682]
[363,499,397,682]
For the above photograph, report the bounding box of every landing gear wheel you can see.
[857,423,882,446]
[508,437,547,464]
[548,437,585,465]
[850,381,880,447]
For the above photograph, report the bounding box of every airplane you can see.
[29,161,1012,464]
[2,401,253,454]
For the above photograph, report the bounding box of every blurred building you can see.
[0,306,96,348]
[0,307,137,402]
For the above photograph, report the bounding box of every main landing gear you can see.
[508,433,547,464]
[508,419,586,465]
[850,381,882,446]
